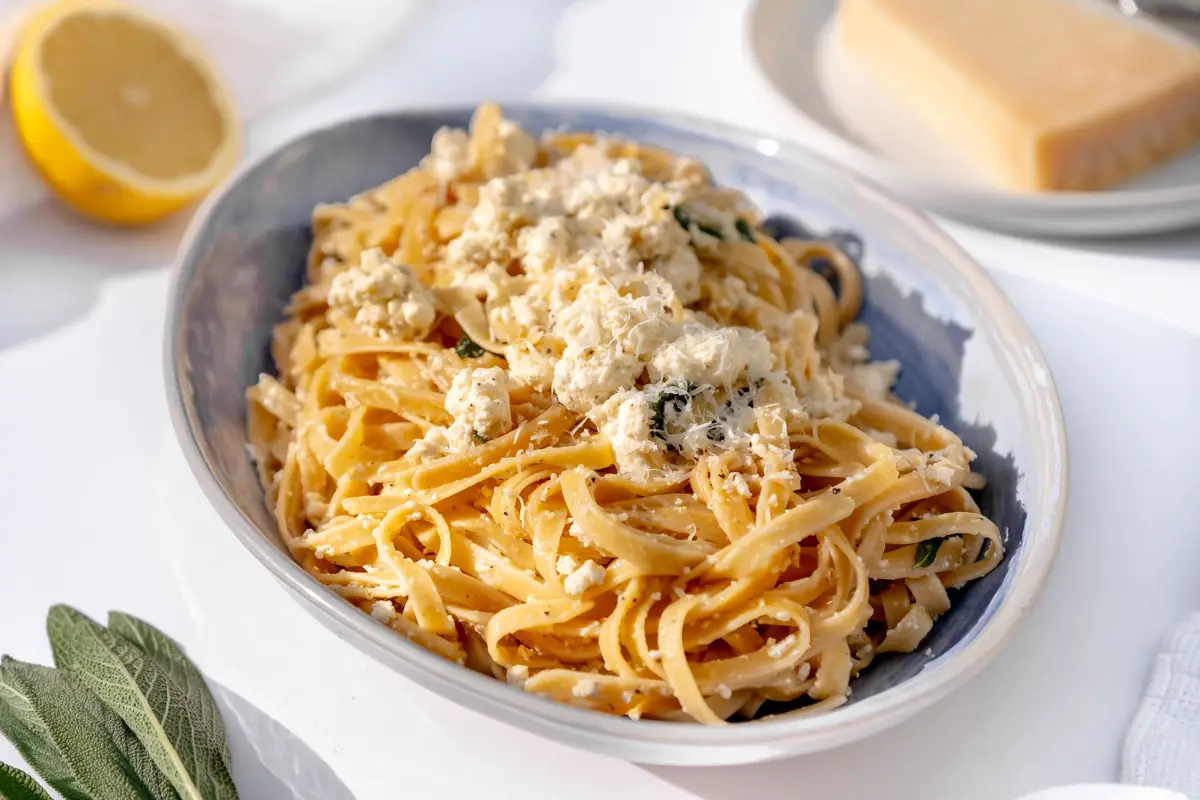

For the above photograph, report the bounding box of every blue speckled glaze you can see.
[170,106,1033,717]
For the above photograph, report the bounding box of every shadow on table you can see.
[212,683,355,800]
[0,201,190,352]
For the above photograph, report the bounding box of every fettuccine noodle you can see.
[247,104,1003,724]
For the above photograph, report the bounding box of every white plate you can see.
[746,0,1200,237]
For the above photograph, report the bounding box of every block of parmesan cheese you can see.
[839,0,1200,192]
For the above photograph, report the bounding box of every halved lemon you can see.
[10,0,240,225]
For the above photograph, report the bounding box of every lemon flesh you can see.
[11,2,239,225]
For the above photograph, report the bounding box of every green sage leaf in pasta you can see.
[0,763,54,800]
[107,613,230,770]
[0,657,177,800]
[454,335,489,359]
[735,218,756,242]
[670,204,693,231]
[914,538,944,568]
[46,606,237,800]
[650,384,692,446]
[670,205,724,240]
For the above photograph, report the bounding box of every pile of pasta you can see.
[248,105,1004,724]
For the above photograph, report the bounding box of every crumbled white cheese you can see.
[424,126,472,183]
[506,664,530,688]
[589,390,664,479]
[841,360,901,400]
[503,341,555,390]
[453,262,524,304]
[555,555,579,576]
[649,236,702,305]
[714,684,733,700]
[599,211,701,304]
[327,249,436,339]
[562,559,606,595]
[648,326,773,388]
[748,433,794,465]
[516,216,573,275]
[494,119,539,175]
[369,601,396,623]
[571,678,600,698]
[445,366,513,448]
[407,425,451,462]
[724,472,751,499]
[415,111,898,481]
[767,634,796,658]
[792,370,860,421]
[923,463,957,486]
[448,177,547,266]
[552,282,673,412]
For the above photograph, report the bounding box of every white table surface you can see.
[2,2,1198,798]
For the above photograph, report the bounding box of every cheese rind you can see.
[840,0,1200,192]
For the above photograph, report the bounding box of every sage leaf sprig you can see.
[47,607,237,800]
[0,659,175,800]
[106,613,230,770]
[0,763,53,800]
[0,606,238,800]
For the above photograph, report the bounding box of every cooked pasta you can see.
[246,103,1003,724]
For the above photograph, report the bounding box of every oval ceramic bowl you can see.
[165,103,1067,766]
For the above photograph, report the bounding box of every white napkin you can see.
[1123,613,1200,798]
[0,0,425,220]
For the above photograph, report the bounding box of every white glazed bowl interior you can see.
[165,103,1068,766]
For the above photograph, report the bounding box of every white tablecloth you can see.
[1,2,1197,798]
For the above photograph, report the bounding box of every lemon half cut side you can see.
[10,0,241,225]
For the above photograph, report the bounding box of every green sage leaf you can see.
[650,384,692,446]
[454,335,488,359]
[107,613,230,769]
[0,763,54,800]
[734,218,756,242]
[670,205,724,240]
[914,538,943,568]
[0,658,177,800]
[0,684,88,800]
[46,607,236,800]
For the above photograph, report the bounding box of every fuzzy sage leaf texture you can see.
[107,613,230,770]
[0,763,54,800]
[46,606,237,800]
[0,658,177,800]
[0,662,89,800]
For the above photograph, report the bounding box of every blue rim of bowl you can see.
[164,101,1068,764]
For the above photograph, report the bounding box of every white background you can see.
[2,1,1199,798]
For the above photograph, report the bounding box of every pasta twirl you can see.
[246,103,1004,724]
